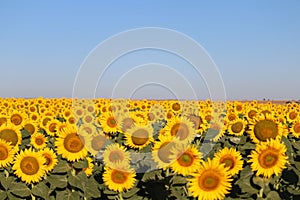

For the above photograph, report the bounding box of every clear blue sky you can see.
[1,1,299,100]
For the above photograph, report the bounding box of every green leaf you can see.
[52,160,70,173]
[83,179,101,198]
[0,191,7,200]
[252,176,265,188]
[21,129,31,138]
[0,176,16,190]
[235,166,258,195]
[68,174,84,191]
[47,174,68,189]
[265,191,281,200]
[122,187,139,199]
[103,189,118,195]
[171,176,187,186]
[72,159,88,169]
[32,182,50,199]
[9,182,31,197]
[56,190,82,200]
[141,170,163,182]
[282,136,294,164]
[7,191,24,200]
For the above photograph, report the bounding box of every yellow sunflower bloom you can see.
[247,113,283,143]
[227,119,247,136]
[170,144,202,176]
[98,112,122,135]
[12,148,46,184]
[164,116,196,144]
[55,125,88,162]
[0,123,22,151]
[41,147,58,173]
[213,147,244,176]
[152,135,180,170]
[85,132,108,156]
[125,125,154,150]
[82,157,94,177]
[290,120,300,138]
[103,163,136,192]
[103,143,130,168]
[0,139,16,168]
[30,132,48,149]
[248,139,288,178]
[188,158,232,200]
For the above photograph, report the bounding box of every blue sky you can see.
[0,1,299,100]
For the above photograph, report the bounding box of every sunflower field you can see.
[0,98,300,200]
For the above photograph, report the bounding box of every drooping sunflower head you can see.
[188,158,232,200]
[0,139,16,168]
[55,125,88,162]
[170,144,202,176]
[213,147,244,176]
[248,139,288,178]
[12,148,46,184]
[103,143,130,168]
[125,125,154,150]
[41,147,58,173]
[248,113,282,143]
[30,132,48,149]
[103,163,136,192]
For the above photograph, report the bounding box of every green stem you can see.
[258,188,263,198]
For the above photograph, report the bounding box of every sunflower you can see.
[103,163,136,192]
[152,135,180,169]
[118,115,136,132]
[248,139,288,178]
[247,113,283,143]
[103,143,130,168]
[188,158,232,200]
[41,147,58,173]
[99,112,121,135]
[44,119,58,136]
[213,148,243,176]
[78,123,97,135]
[86,132,108,156]
[245,107,258,121]
[164,116,196,144]
[12,148,46,184]
[0,139,16,168]
[0,123,22,150]
[170,144,202,176]
[9,112,26,126]
[186,114,208,135]
[290,121,300,138]
[55,125,88,162]
[227,119,247,136]
[0,115,7,127]
[82,157,94,177]
[124,125,154,150]
[30,132,48,149]
[23,120,38,135]
[286,109,298,123]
